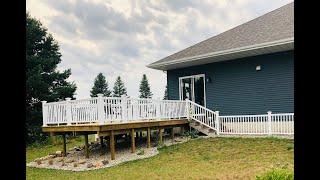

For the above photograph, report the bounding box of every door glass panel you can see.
[181,78,193,101]
[194,76,205,106]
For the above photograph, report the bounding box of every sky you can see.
[27,0,293,99]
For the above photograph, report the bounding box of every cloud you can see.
[27,0,293,99]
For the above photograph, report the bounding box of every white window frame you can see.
[179,74,206,107]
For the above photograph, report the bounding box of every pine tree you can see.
[112,76,127,97]
[163,85,168,100]
[139,74,153,98]
[26,13,77,144]
[90,73,111,97]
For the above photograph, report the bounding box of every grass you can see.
[27,136,293,180]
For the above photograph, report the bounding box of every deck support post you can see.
[84,133,89,158]
[62,134,67,157]
[100,136,104,147]
[110,130,115,160]
[131,129,136,153]
[50,132,56,144]
[147,127,151,148]
[158,128,163,146]
[171,128,174,143]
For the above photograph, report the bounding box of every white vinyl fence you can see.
[219,112,294,135]
[42,94,188,126]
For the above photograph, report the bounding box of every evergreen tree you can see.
[139,74,153,98]
[112,76,127,97]
[163,85,168,100]
[90,73,111,97]
[26,13,77,144]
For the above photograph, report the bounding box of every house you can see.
[147,2,294,115]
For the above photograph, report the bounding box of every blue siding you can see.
[167,51,294,115]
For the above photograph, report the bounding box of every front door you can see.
[179,74,206,106]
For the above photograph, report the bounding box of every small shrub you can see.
[48,159,53,165]
[36,160,42,165]
[182,130,199,139]
[256,169,293,180]
[137,149,145,155]
[286,143,294,151]
[73,163,78,167]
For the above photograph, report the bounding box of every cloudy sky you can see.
[27,0,293,99]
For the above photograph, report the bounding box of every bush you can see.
[182,130,199,139]
[137,149,145,155]
[286,143,294,151]
[256,169,293,180]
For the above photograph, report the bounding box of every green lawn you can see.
[26,136,293,180]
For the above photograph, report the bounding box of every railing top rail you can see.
[220,114,268,118]
[271,113,294,116]
[186,99,217,115]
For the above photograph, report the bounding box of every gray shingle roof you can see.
[149,2,293,67]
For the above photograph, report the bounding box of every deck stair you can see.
[186,100,220,137]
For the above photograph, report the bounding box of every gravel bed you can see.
[27,135,189,171]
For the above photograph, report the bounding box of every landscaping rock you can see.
[101,160,109,165]
[65,159,75,163]
[55,157,64,162]
[78,159,86,164]
[95,162,103,168]
[55,151,62,156]
[86,163,94,168]
[60,162,66,167]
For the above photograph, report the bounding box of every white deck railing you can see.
[42,95,294,136]
[219,112,294,135]
[42,94,188,126]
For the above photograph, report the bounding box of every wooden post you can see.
[110,130,115,160]
[100,136,104,147]
[158,128,163,145]
[62,134,66,157]
[84,133,89,158]
[147,127,151,148]
[131,129,136,153]
[171,128,174,143]
[50,132,56,144]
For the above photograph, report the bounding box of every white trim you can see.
[179,74,206,107]
[148,38,294,69]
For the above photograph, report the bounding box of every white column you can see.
[121,95,127,122]
[185,98,190,119]
[267,111,272,136]
[65,98,72,125]
[41,101,47,126]
[156,97,161,120]
[97,94,104,125]
[215,111,220,135]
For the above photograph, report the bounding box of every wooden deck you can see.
[43,119,189,160]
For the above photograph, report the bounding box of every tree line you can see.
[90,73,154,99]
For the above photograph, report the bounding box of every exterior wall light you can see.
[256,65,261,71]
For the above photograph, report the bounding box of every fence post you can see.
[121,95,127,122]
[97,94,104,124]
[215,111,220,135]
[65,98,72,125]
[42,101,47,126]
[267,111,272,136]
[185,98,190,119]
[156,97,161,120]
